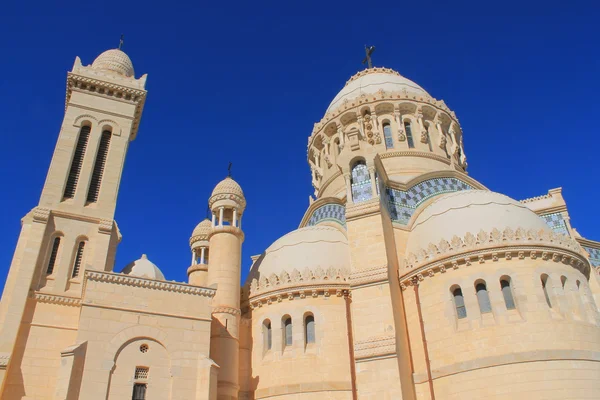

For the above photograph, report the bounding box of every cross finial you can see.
[119,34,124,50]
[362,45,375,69]
[228,162,232,177]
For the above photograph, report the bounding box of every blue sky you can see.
[0,1,598,288]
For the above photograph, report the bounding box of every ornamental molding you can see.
[519,193,552,204]
[401,228,591,288]
[208,225,245,241]
[33,292,82,307]
[66,73,146,140]
[308,92,459,153]
[354,335,396,360]
[208,193,246,209]
[244,266,350,303]
[98,219,113,234]
[212,306,241,316]
[379,150,452,166]
[246,284,348,310]
[85,271,216,297]
[190,234,209,245]
[0,353,9,369]
[346,198,381,220]
[32,207,51,223]
[350,264,388,287]
[187,264,208,276]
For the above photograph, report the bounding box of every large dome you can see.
[406,190,552,257]
[121,254,165,280]
[91,49,135,78]
[248,225,350,280]
[327,67,429,113]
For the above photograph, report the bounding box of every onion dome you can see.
[190,218,212,247]
[208,177,246,211]
[91,49,135,78]
[121,254,165,280]
[327,67,429,113]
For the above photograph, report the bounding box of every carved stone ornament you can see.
[401,226,590,289]
[32,207,51,223]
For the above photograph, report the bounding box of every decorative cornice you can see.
[85,271,216,297]
[32,207,51,223]
[187,264,208,276]
[213,306,241,316]
[354,335,396,360]
[346,198,381,221]
[345,68,401,86]
[208,225,245,241]
[33,292,82,307]
[66,73,147,140]
[519,193,551,204]
[401,228,591,288]
[0,353,10,369]
[379,150,452,165]
[405,227,584,269]
[98,219,113,234]
[247,284,348,310]
[350,264,388,287]
[318,170,343,197]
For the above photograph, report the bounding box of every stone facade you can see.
[0,47,599,400]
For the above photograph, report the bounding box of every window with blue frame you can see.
[351,161,372,202]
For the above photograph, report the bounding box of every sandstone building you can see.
[0,47,599,400]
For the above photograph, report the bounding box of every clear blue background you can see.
[0,1,598,289]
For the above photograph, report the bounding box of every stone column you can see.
[368,167,378,198]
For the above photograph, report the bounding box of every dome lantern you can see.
[208,177,246,230]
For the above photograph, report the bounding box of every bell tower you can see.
[0,48,147,388]
[206,177,246,400]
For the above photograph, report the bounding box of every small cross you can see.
[119,34,124,50]
[228,162,232,177]
[362,45,375,69]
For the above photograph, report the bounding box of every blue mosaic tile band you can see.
[351,163,372,203]
[385,177,472,224]
[582,246,600,267]
[307,204,346,227]
[540,213,569,236]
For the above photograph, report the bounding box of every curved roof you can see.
[91,49,135,78]
[248,225,350,280]
[406,190,552,256]
[191,218,212,239]
[211,177,244,199]
[327,67,429,113]
[120,254,165,280]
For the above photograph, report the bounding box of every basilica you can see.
[0,47,598,400]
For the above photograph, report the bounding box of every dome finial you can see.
[119,34,124,50]
[362,45,376,69]
[228,161,232,178]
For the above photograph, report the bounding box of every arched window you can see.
[63,125,91,199]
[500,278,516,310]
[263,320,272,351]
[452,287,467,319]
[404,121,415,149]
[351,160,372,202]
[383,122,393,149]
[305,314,315,344]
[475,282,492,313]
[283,316,293,348]
[132,366,149,400]
[46,237,61,275]
[541,274,552,308]
[87,130,112,203]
[71,241,86,278]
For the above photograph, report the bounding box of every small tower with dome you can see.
[188,219,212,285]
[206,176,246,400]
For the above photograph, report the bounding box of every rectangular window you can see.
[132,383,147,400]
[405,122,415,149]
